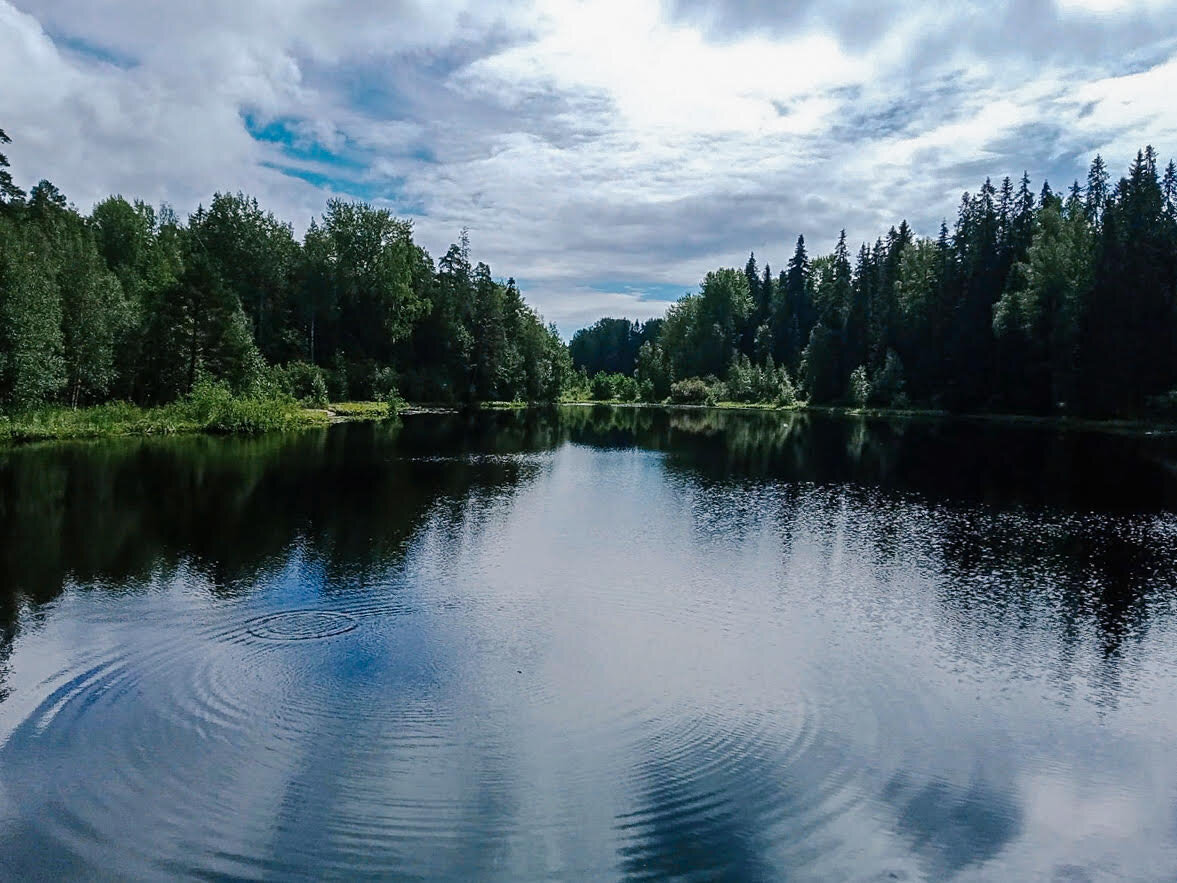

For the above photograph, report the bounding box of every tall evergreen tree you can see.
[0,128,24,210]
[1086,154,1109,225]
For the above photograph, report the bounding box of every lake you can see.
[2,407,1177,880]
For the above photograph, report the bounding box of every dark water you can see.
[2,408,1177,881]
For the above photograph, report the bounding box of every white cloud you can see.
[1056,0,1175,14]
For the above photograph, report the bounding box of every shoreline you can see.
[3,398,1176,446]
[541,400,1177,435]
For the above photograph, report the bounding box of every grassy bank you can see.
[0,384,333,443]
[7,394,1176,445]
[325,401,393,420]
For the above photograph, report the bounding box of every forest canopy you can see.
[2,124,1176,420]
[569,148,1177,418]
[0,125,568,414]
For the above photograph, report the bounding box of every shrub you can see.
[724,354,800,406]
[590,372,616,400]
[848,365,871,407]
[669,378,711,404]
[182,381,301,434]
[289,362,329,407]
[307,373,329,409]
[726,354,758,402]
[369,365,399,402]
[774,371,798,407]
[385,386,406,417]
[263,361,330,407]
[615,375,639,402]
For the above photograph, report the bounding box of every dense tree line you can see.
[570,317,662,375]
[4,127,1176,420]
[576,148,1177,417]
[0,127,568,414]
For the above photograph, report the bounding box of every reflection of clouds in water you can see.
[988,766,1177,880]
[3,413,1177,877]
[882,774,1022,878]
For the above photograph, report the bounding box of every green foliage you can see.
[384,386,406,417]
[0,218,64,410]
[1,387,326,442]
[0,127,23,207]
[570,317,662,376]
[584,372,640,402]
[2,121,1176,425]
[615,374,639,402]
[180,381,307,434]
[189,192,300,362]
[635,341,671,401]
[668,377,713,405]
[870,350,906,406]
[800,324,840,404]
[993,198,1093,411]
[369,365,399,401]
[590,372,616,400]
[726,354,796,404]
[265,361,329,407]
[568,147,1177,419]
[0,124,573,420]
[848,365,871,407]
[330,401,392,419]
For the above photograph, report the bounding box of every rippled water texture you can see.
[3,408,1177,880]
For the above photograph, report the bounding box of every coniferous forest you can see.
[3,122,1177,423]
[573,148,1177,418]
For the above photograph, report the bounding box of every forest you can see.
[2,122,1176,424]
[0,125,569,422]
[572,148,1177,417]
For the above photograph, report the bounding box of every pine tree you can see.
[1086,154,1109,224]
[741,251,760,357]
[472,262,507,400]
[773,235,812,372]
[0,128,24,209]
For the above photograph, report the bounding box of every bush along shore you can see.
[0,382,401,443]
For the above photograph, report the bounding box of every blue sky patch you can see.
[49,31,137,69]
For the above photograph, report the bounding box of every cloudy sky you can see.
[2,0,1176,333]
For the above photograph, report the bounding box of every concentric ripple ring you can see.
[244,609,359,641]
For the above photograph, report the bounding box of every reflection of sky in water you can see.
[0,414,1176,879]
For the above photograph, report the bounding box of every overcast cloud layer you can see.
[2,0,1176,333]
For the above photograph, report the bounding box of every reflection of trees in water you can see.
[927,508,1175,708]
[558,406,1177,513]
[0,416,558,699]
[3,406,1175,705]
[557,406,1177,705]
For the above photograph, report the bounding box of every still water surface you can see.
[2,407,1177,880]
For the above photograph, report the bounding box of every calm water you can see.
[2,408,1177,881]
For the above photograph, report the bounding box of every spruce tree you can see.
[0,128,24,209]
[1086,154,1109,224]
